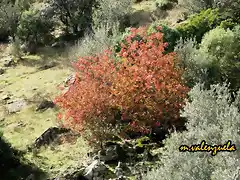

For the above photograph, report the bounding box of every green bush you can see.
[219,0,240,23]
[148,22,180,52]
[0,0,31,41]
[145,83,240,180]
[197,26,240,91]
[219,18,238,29]
[175,26,240,91]
[0,1,20,41]
[154,0,174,10]
[176,8,221,43]
[16,8,54,47]
[114,23,180,54]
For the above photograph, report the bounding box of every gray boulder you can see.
[3,56,15,67]
[36,99,55,111]
[0,68,5,75]
[84,160,107,180]
[6,99,27,113]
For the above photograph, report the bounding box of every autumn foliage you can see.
[54,26,189,144]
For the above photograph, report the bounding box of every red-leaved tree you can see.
[54,26,189,146]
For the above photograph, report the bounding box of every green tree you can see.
[16,8,54,52]
[0,0,30,41]
[47,0,96,36]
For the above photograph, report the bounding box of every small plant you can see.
[7,37,23,58]
[174,37,206,88]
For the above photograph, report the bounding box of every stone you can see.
[99,145,119,162]
[114,162,124,178]
[6,99,27,113]
[38,61,58,70]
[33,127,70,149]
[3,56,15,67]
[7,121,26,131]
[36,99,55,111]
[176,18,184,23]
[51,166,86,180]
[84,160,107,180]
[1,94,11,101]
[0,68,5,75]
[51,41,66,49]
[64,74,76,87]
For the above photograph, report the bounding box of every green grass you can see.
[24,138,91,177]
[0,65,71,99]
[1,107,57,150]
[0,49,90,178]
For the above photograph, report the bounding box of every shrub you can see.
[68,23,121,60]
[145,83,240,180]
[176,8,222,43]
[219,18,238,29]
[175,26,240,91]
[148,23,180,52]
[16,8,54,49]
[196,26,240,91]
[115,23,180,54]
[178,0,232,13]
[7,37,23,58]
[154,0,172,10]
[54,26,189,147]
[93,0,132,31]
[174,38,206,88]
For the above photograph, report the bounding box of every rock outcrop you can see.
[36,99,55,111]
[50,137,161,180]
[32,127,71,149]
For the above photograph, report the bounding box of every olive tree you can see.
[47,0,97,36]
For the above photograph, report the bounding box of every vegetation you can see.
[175,25,240,90]
[145,83,240,180]
[17,8,54,48]
[0,132,46,180]
[54,26,189,147]
[0,0,239,179]
[176,8,222,43]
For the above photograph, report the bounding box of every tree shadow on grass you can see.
[0,135,47,180]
